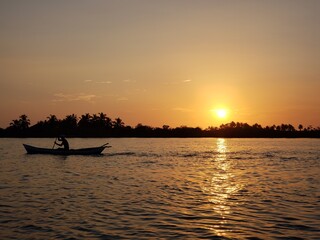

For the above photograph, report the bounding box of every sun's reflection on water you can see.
[201,138,243,237]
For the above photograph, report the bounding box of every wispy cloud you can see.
[164,79,193,85]
[117,97,129,101]
[96,81,112,84]
[84,80,112,84]
[172,107,193,112]
[123,79,136,83]
[52,93,97,102]
[182,79,192,83]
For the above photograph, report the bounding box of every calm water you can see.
[0,138,319,239]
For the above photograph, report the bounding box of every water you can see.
[0,138,319,239]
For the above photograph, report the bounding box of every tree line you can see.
[0,113,319,138]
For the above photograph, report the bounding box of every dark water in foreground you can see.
[0,138,319,239]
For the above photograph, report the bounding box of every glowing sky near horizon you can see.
[0,0,319,128]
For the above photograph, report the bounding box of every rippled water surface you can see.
[0,138,319,239]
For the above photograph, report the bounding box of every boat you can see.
[23,143,110,155]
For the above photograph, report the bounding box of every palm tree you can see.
[98,112,107,127]
[19,114,31,129]
[253,123,262,129]
[46,114,59,128]
[287,124,295,131]
[62,114,77,129]
[113,117,125,129]
[105,117,113,129]
[9,114,30,130]
[97,112,112,129]
[280,124,288,131]
[229,121,236,128]
[58,114,77,135]
[91,113,100,128]
[162,125,170,130]
[78,113,92,129]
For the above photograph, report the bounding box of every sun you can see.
[216,109,228,119]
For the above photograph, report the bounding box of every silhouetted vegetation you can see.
[1,114,319,138]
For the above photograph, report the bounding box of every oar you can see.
[52,137,57,149]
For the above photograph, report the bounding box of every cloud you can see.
[96,81,112,84]
[84,80,112,84]
[52,93,97,102]
[117,97,129,101]
[182,79,192,83]
[172,107,193,112]
[164,79,192,85]
[123,79,136,83]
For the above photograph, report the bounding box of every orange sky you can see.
[1,0,319,128]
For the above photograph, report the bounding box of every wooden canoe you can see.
[23,143,110,155]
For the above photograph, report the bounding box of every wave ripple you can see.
[0,138,319,239]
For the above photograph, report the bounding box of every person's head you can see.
[58,135,65,141]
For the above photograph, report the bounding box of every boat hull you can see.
[23,144,108,155]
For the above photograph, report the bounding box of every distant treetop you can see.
[1,113,319,138]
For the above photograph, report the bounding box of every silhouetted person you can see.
[55,136,69,150]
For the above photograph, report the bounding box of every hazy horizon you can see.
[1,0,320,128]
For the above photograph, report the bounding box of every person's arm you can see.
[55,141,63,146]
